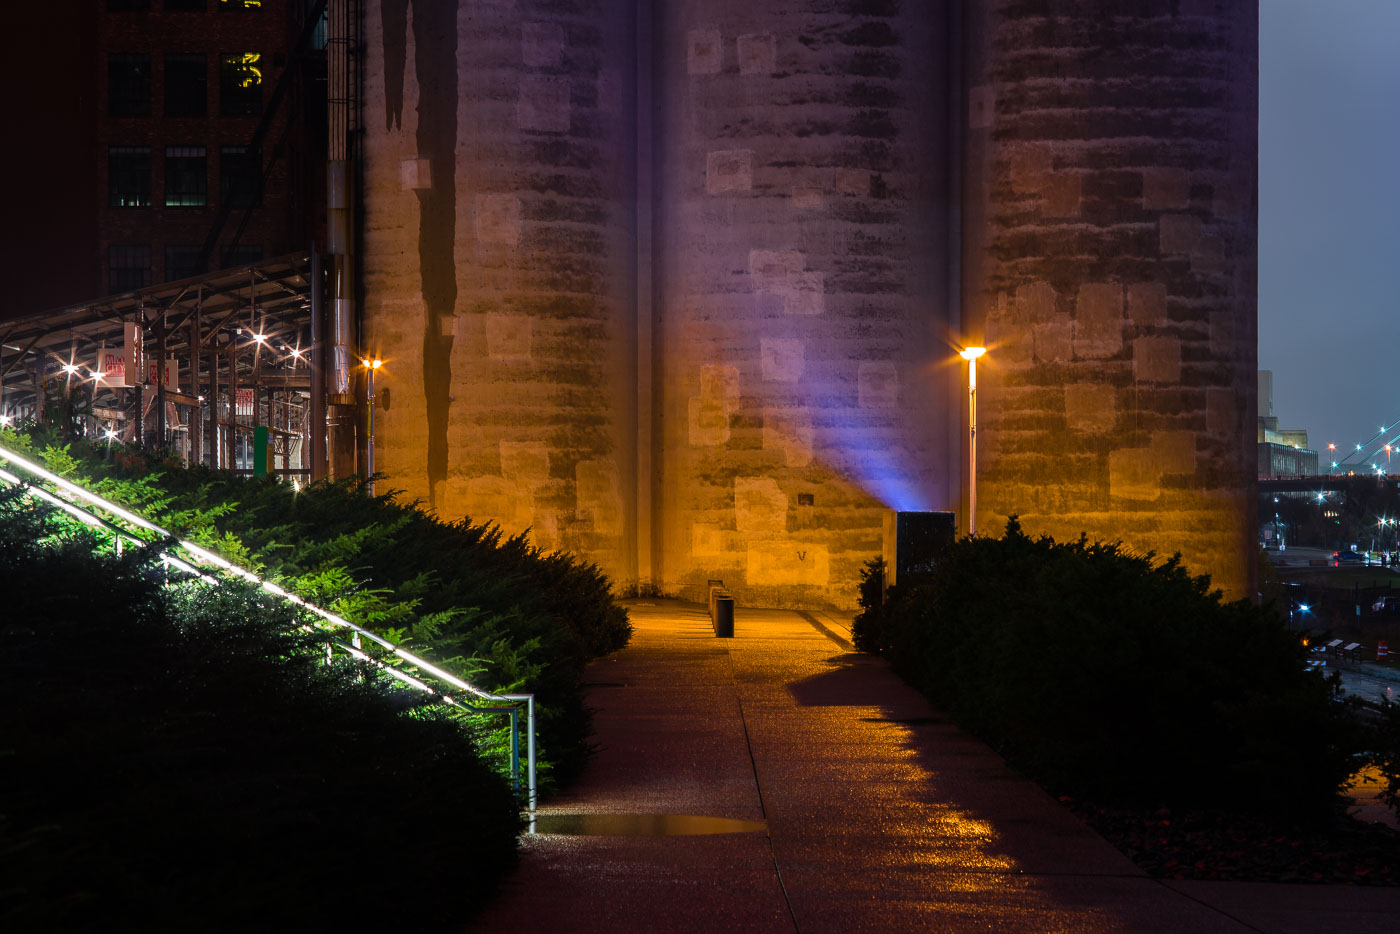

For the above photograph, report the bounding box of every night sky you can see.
[1259,0,1400,464]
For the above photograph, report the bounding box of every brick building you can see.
[0,0,324,319]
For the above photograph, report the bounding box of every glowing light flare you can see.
[958,346,987,361]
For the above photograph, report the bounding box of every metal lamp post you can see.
[960,346,987,536]
[363,357,382,494]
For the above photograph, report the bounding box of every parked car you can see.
[1334,550,1367,566]
[1373,596,1399,613]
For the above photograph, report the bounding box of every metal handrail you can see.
[0,440,536,810]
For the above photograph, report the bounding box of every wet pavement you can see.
[464,599,1400,933]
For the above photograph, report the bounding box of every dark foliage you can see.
[854,518,1364,819]
[1,428,632,785]
[0,489,521,931]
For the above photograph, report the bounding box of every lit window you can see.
[164,146,208,207]
[108,53,150,116]
[109,146,151,208]
[219,145,261,207]
[109,245,151,292]
[220,53,262,116]
[164,53,207,116]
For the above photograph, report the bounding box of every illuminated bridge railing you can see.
[0,441,536,811]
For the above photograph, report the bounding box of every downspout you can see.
[326,0,359,479]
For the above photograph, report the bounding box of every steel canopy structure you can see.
[0,252,320,477]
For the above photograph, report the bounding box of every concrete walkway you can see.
[466,600,1400,933]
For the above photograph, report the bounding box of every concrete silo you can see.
[362,0,640,587]
[961,1,1259,599]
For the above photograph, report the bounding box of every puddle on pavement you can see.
[530,813,767,836]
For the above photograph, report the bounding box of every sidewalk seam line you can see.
[726,645,802,934]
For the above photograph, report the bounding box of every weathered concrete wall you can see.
[359,0,1260,609]
[961,0,1259,599]
[362,0,638,587]
[652,2,957,608]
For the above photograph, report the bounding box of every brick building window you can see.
[220,53,263,116]
[109,146,151,207]
[165,53,207,117]
[108,0,151,10]
[164,146,207,207]
[219,244,263,268]
[166,0,207,10]
[164,244,203,282]
[219,145,261,207]
[109,245,152,292]
[108,54,150,116]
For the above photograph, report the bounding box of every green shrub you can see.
[0,488,522,930]
[854,518,1363,819]
[0,427,631,784]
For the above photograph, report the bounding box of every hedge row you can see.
[2,425,632,785]
[0,489,521,930]
[854,518,1364,819]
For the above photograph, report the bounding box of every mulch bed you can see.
[1062,799,1399,885]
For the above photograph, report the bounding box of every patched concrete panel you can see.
[1065,383,1116,432]
[400,158,431,190]
[476,193,523,246]
[835,167,870,196]
[1018,281,1056,323]
[1033,319,1071,363]
[735,477,787,533]
[500,441,549,485]
[1142,167,1190,210]
[688,28,722,75]
[750,250,824,316]
[706,150,752,194]
[576,459,622,536]
[692,523,724,557]
[516,75,570,132]
[1109,448,1160,502]
[1039,173,1081,217]
[762,406,813,467]
[760,338,804,382]
[858,361,898,409]
[791,187,825,210]
[1074,283,1123,358]
[446,475,533,530]
[747,541,830,587]
[737,33,776,75]
[689,364,740,446]
[484,313,532,360]
[1134,336,1181,383]
[1127,282,1167,326]
[1152,431,1197,474]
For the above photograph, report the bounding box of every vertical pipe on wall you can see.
[309,249,327,481]
[326,0,358,479]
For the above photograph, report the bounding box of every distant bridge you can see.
[1259,475,1398,495]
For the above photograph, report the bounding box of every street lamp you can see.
[960,346,987,536]
[362,357,383,494]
